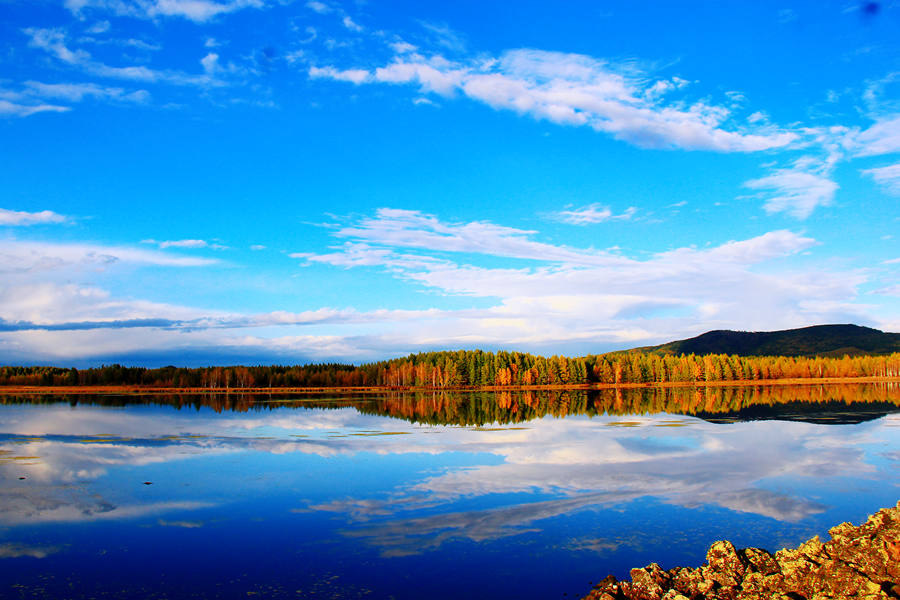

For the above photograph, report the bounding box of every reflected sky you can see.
[2,390,900,599]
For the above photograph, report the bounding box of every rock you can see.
[705,540,745,587]
[582,501,900,600]
[739,547,780,575]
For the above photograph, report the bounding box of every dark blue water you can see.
[1,388,899,599]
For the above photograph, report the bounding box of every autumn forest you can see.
[1,349,899,389]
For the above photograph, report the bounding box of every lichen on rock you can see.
[582,500,900,600]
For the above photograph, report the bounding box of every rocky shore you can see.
[583,501,900,600]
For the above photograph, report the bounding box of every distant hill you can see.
[635,324,900,357]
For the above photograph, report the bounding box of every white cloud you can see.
[0,277,447,341]
[24,27,90,63]
[25,28,220,88]
[313,47,798,153]
[141,238,230,250]
[854,114,900,156]
[374,58,464,96]
[24,81,148,103]
[0,282,209,326]
[0,80,149,115]
[874,284,900,297]
[305,1,331,14]
[201,52,220,75]
[326,208,625,266]
[284,209,868,353]
[342,16,363,32]
[198,52,244,78]
[82,37,163,51]
[862,162,900,195]
[551,204,636,225]
[391,41,417,54]
[308,66,371,85]
[745,165,838,219]
[643,76,689,100]
[141,238,207,249]
[0,240,217,273]
[419,21,467,52]
[0,99,70,118]
[701,229,818,263]
[318,209,816,270]
[0,208,68,226]
[64,0,266,23]
[285,49,305,64]
[85,20,111,34]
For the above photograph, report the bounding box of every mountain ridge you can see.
[632,324,900,357]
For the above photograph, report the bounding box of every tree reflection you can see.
[2,382,899,425]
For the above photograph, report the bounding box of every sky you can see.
[0,0,899,366]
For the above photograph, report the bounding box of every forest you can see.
[1,349,899,389]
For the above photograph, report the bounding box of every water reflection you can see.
[4,381,899,424]
[1,385,899,599]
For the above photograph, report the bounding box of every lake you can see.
[2,384,900,599]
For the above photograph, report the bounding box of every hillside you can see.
[637,324,900,357]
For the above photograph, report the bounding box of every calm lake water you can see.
[2,385,900,599]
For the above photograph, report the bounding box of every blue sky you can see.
[1,0,899,366]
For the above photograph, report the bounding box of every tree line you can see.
[1,349,899,389]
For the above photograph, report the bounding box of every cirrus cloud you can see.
[744,166,838,219]
[64,0,266,23]
[0,208,69,226]
[862,162,900,196]
[550,204,636,225]
[310,47,798,153]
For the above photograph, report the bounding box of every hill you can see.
[636,324,900,357]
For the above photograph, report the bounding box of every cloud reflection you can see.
[0,542,60,559]
[0,479,213,526]
[0,398,898,557]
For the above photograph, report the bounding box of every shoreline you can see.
[0,375,899,395]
